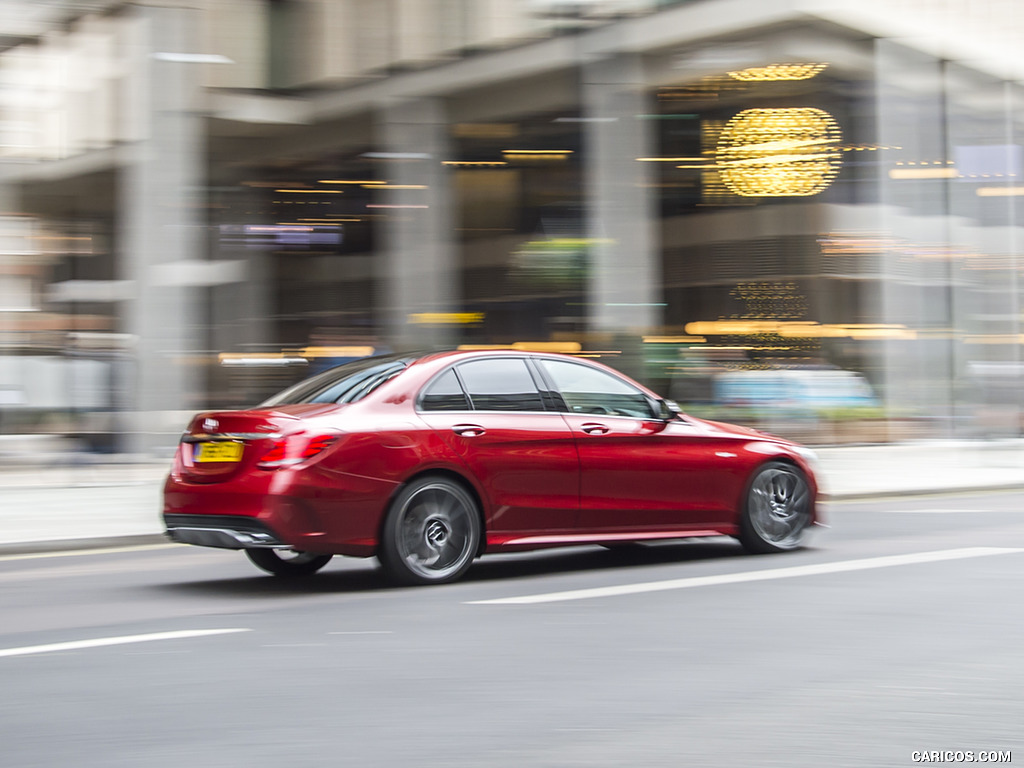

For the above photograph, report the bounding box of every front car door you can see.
[416,357,580,543]
[535,357,735,534]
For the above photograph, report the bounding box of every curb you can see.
[0,534,171,558]
[823,483,1024,502]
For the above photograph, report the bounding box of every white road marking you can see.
[887,509,982,514]
[262,643,328,648]
[467,547,1024,605]
[328,631,394,635]
[0,628,251,658]
[552,728,620,733]
[0,543,181,563]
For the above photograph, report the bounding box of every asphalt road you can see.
[2,492,1023,768]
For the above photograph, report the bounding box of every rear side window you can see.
[457,358,544,412]
[420,369,470,411]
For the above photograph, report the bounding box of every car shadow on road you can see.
[461,539,747,585]
[147,561,385,598]
[148,538,768,598]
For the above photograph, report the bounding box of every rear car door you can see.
[416,357,580,539]
[536,357,733,533]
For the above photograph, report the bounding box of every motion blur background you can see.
[3,0,1024,455]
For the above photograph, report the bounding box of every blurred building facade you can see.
[3,0,1024,451]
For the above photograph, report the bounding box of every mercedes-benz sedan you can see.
[163,349,821,585]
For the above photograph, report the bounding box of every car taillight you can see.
[257,439,288,468]
[257,435,339,470]
[302,435,337,459]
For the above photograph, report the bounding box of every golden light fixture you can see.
[501,149,573,155]
[502,149,573,164]
[409,312,485,325]
[728,63,828,82]
[889,168,958,180]
[715,108,843,197]
[361,184,428,189]
[441,161,509,167]
[683,320,916,340]
[977,187,1024,196]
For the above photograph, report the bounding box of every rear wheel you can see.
[379,476,481,586]
[245,548,333,577]
[739,461,812,554]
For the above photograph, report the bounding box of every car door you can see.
[416,358,580,538]
[535,357,733,533]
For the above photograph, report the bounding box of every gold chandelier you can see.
[716,108,843,197]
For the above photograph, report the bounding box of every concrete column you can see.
[375,97,456,350]
[944,66,1018,437]
[875,39,955,435]
[582,52,660,340]
[119,5,205,455]
[0,164,19,217]
[207,182,271,358]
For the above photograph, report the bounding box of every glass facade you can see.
[5,1,1024,450]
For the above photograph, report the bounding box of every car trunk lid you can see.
[178,405,340,483]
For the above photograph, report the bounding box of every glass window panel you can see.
[539,359,654,418]
[457,359,544,411]
[420,368,470,411]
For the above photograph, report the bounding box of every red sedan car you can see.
[163,349,821,585]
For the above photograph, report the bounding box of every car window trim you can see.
[524,356,568,412]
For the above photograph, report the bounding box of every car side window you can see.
[539,359,655,418]
[420,368,471,411]
[456,358,545,412]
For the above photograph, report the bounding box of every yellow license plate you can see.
[194,442,243,463]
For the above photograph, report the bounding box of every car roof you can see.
[411,347,585,363]
[402,347,661,397]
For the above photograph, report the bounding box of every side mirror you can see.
[650,398,681,421]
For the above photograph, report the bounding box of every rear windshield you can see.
[260,354,413,406]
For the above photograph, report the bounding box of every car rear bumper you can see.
[163,513,285,550]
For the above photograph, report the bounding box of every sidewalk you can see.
[1,440,1023,554]
[816,439,1024,499]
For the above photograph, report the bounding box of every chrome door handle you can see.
[452,424,485,437]
[580,422,610,435]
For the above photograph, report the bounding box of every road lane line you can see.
[887,509,982,514]
[0,544,181,562]
[0,628,251,658]
[467,547,1024,605]
[328,631,394,635]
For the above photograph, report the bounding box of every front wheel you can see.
[379,476,481,586]
[245,548,333,577]
[739,461,812,554]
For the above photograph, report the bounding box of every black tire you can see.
[379,475,481,586]
[245,548,333,577]
[738,461,812,554]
